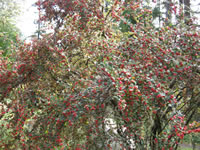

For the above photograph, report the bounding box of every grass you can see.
[178,148,192,150]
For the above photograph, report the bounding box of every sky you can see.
[16,0,38,39]
[16,0,199,39]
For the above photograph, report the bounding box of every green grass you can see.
[178,148,192,150]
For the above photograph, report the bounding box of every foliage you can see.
[183,132,200,144]
[0,0,21,56]
[0,0,199,149]
[0,0,20,20]
[0,22,20,56]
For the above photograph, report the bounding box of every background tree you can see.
[0,0,21,56]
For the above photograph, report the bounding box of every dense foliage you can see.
[0,0,199,149]
[0,0,21,56]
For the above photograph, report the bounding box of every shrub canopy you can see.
[0,0,199,149]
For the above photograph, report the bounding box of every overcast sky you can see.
[16,0,38,39]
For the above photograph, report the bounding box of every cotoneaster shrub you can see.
[0,0,199,149]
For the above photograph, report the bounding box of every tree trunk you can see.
[165,0,172,24]
[184,0,190,19]
[180,0,191,24]
[191,135,196,150]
